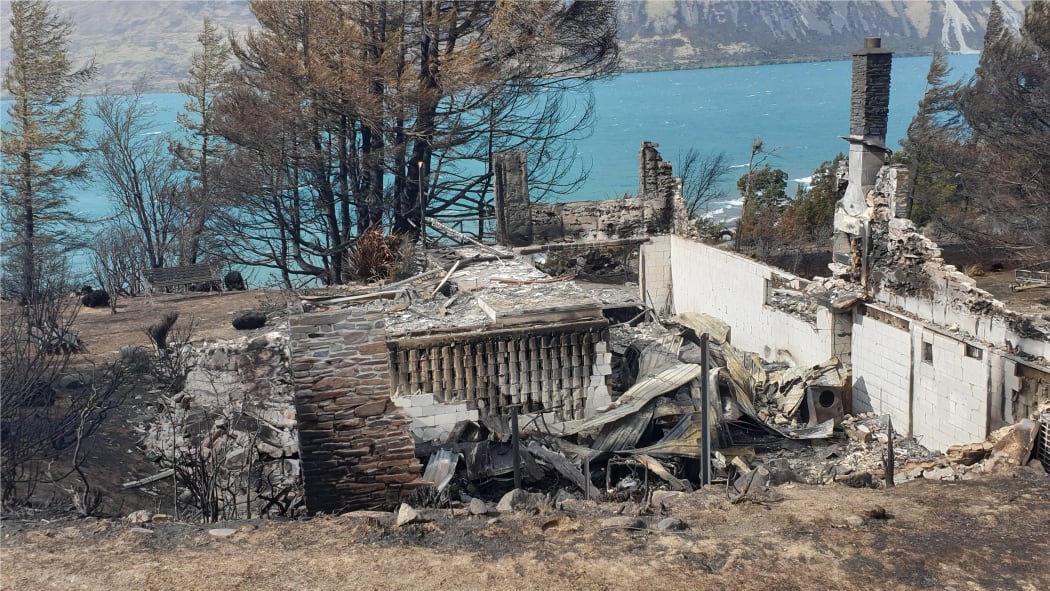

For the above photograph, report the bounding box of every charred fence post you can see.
[700,333,712,486]
[510,404,522,490]
[885,414,895,487]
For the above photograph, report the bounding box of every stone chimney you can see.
[833,37,893,271]
[492,151,534,247]
[849,37,893,141]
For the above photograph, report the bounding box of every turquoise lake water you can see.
[21,52,983,227]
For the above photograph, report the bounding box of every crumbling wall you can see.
[858,165,1049,360]
[531,198,650,243]
[493,151,534,247]
[643,234,836,367]
[142,332,301,518]
[288,304,421,513]
[522,142,681,244]
[834,164,1050,450]
[388,321,611,423]
[638,141,679,231]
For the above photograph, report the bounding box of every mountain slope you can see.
[616,0,1029,70]
[0,1,1030,94]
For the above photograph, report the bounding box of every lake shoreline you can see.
[26,50,980,100]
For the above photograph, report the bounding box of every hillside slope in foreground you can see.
[3,469,1048,591]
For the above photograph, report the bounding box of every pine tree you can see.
[173,17,232,264]
[909,0,1050,256]
[902,51,963,225]
[1,0,95,302]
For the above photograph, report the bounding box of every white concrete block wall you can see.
[585,340,613,416]
[660,235,832,367]
[910,329,989,452]
[850,311,911,431]
[639,235,674,316]
[392,393,479,442]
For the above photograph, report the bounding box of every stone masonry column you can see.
[638,142,678,233]
[493,151,534,247]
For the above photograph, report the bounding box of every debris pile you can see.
[137,332,304,519]
[406,310,944,505]
[938,415,1049,478]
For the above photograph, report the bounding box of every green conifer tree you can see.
[1,0,94,302]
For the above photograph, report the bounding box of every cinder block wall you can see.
[289,305,421,513]
[911,328,990,451]
[639,234,674,316]
[654,234,834,367]
[392,394,479,442]
[851,308,912,429]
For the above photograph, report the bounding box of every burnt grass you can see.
[4,469,1050,590]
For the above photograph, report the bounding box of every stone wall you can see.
[288,301,614,512]
[501,142,681,245]
[288,304,421,513]
[493,151,534,246]
[142,332,302,518]
[638,141,679,230]
[849,39,892,138]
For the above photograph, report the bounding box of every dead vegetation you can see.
[2,469,1048,590]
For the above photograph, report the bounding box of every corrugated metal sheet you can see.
[673,311,731,344]
[590,401,656,452]
[563,363,705,434]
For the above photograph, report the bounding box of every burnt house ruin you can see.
[285,38,1050,514]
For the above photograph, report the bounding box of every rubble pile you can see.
[408,312,925,504]
[760,412,939,486]
[139,332,304,518]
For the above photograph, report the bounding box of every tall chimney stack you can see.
[849,37,893,142]
[833,37,894,273]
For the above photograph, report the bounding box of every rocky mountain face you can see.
[617,0,1020,70]
[0,0,258,95]
[617,0,1028,70]
[0,1,1029,94]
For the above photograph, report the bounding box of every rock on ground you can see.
[654,517,688,532]
[497,489,536,513]
[396,503,423,527]
[468,498,488,516]
[600,516,646,530]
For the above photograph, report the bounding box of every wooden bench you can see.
[143,263,223,293]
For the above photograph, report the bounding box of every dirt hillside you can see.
[3,469,1049,591]
[4,290,1049,590]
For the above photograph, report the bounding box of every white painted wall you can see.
[649,234,832,367]
[850,310,911,430]
[851,308,992,451]
[393,393,479,442]
[910,328,989,452]
[640,233,1045,452]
